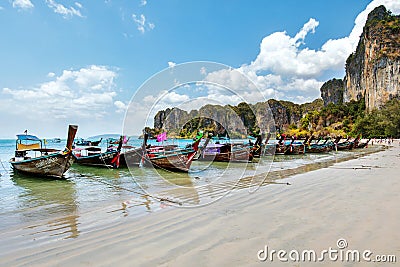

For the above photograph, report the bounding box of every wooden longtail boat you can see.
[355,138,371,149]
[336,135,361,151]
[285,142,306,155]
[145,137,203,172]
[262,133,277,156]
[198,143,253,162]
[251,134,268,158]
[275,136,308,155]
[119,146,143,167]
[286,136,309,155]
[75,138,102,146]
[325,136,342,151]
[73,137,123,168]
[274,135,288,155]
[9,125,78,178]
[305,143,332,153]
[336,142,353,150]
[305,136,332,153]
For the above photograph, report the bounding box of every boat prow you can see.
[10,125,78,179]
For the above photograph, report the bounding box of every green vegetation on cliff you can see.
[151,97,399,139]
[286,98,400,138]
[352,99,400,138]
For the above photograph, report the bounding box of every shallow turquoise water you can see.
[0,138,381,240]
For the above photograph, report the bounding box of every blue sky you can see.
[0,0,399,138]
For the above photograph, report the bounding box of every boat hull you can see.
[146,149,196,172]
[284,144,305,155]
[336,142,355,150]
[74,151,120,168]
[10,153,75,178]
[120,147,144,167]
[305,144,332,153]
[198,144,252,162]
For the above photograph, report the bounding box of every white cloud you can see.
[200,67,207,75]
[132,13,155,33]
[140,0,147,6]
[12,0,34,10]
[114,100,127,113]
[168,61,176,68]
[2,65,119,119]
[46,0,83,18]
[143,90,190,109]
[203,0,400,104]
[162,91,190,103]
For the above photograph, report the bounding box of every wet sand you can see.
[1,143,399,266]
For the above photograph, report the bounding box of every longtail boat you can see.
[73,137,123,168]
[286,136,309,155]
[336,135,361,151]
[144,132,206,172]
[119,146,143,167]
[75,138,102,146]
[275,136,308,155]
[306,143,332,153]
[274,135,287,155]
[354,138,371,149]
[285,141,306,155]
[305,136,332,153]
[251,134,267,158]
[9,125,78,178]
[262,133,276,156]
[198,141,253,163]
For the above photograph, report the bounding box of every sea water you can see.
[0,138,382,241]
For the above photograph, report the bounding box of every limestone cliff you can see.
[153,99,323,137]
[344,5,400,111]
[320,78,344,106]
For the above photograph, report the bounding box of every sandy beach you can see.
[1,143,399,266]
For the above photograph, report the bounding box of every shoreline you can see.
[1,143,399,266]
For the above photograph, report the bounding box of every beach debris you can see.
[361,165,383,168]
[159,197,182,206]
[267,181,291,185]
[329,166,372,170]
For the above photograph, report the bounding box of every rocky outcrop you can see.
[153,99,324,137]
[344,5,400,111]
[153,108,171,129]
[320,78,344,106]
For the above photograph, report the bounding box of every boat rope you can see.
[0,159,8,175]
[80,174,182,205]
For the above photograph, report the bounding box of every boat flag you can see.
[111,152,120,168]
[156,132,167,142]
[195,130,204,141]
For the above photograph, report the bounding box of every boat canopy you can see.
[205,143,225,148]
[16,134,41,141]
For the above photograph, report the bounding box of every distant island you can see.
[149,5,400,139]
